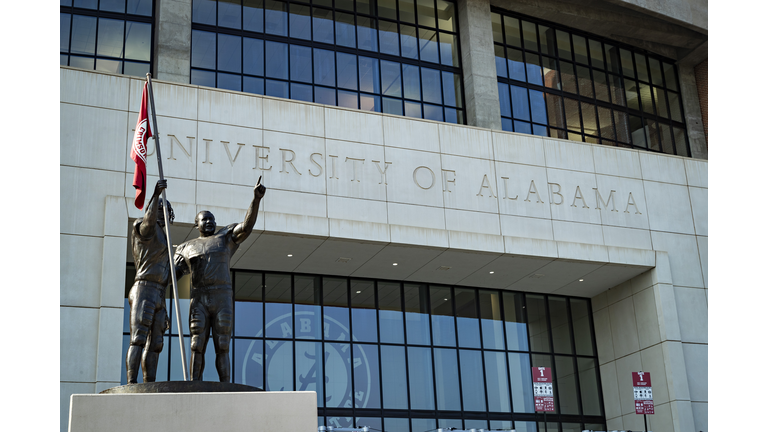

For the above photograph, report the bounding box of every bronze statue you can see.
[174,178,266,381]
[126,180,174,383]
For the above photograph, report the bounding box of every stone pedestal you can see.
[68,387,317,432]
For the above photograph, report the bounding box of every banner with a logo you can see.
[532,366,554,412]
[632,371,654,415]
[130,82,152,209]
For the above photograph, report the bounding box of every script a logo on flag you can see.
[130,82,153,209]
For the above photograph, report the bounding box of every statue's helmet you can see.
[158,199,175,224]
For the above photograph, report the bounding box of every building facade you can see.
[60,0,707,431]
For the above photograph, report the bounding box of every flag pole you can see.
[145,73,189,381]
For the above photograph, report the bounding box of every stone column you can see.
[677,42,707,160]
[457,0,502,130]
[154,0,192,84]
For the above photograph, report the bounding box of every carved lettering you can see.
[548,183,563,205]
[328,155,339,179]
[345,157,365,182]
[571,186,589,208]
[442,169,456,192]
[625,192,642,214]
[525,180,543,203]
[280,148,301,175]
[594,188,618,212]
[221,141,245,166]
[501,177,518,200]
[371,160,392,185]
[477,174,496,198]
[167,135,193,161]
[309,152,323,177]
[202,139,213,164]
[413,166,435,190]
[252,145,271,170]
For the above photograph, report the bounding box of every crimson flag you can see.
[130,82,153,209]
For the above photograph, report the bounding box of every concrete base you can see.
[68,390,317,432]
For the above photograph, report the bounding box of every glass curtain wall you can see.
[60,0,154,77]
[122,265,606,431]
[190,0,465,124]
[492,8,689,157]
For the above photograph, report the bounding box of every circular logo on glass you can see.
[240,310,373,422]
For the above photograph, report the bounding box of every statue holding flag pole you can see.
[125,75,189,382]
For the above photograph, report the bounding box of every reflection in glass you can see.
[70,15,97,55]
[510,85,529,121]
[437,0,456,31]
[455,288,480,348]
[580,101,598,138]
[589,39,604,69]
[571,298,593,355]
[219,0,241,29]
[668,91,683,122]
[572,34,588,64]
[614,110,630,143]
[525,51,543,86]
[290,4,311,40]
[459,350,486,411]
[673,126,688,156]
[313,7,334,44]
[526,294,550,352]
[521,20,537,52]
[560,61,577,94]
[323,277,349,341]
[508,352,533,412]
[265,0,288,36]
[290,45,312,83]
[294,275,321,340]
[244,0,264,32]
[597,106,614,142]
[419,28,439,64]
[354,344,381,408]
[408,346,435,409]
[314,48,336,87]
[97,18,124,58]
[417,0,436,28]
[498,83,511,118]
[401,25,419,59]
[96,58,122,73]
[191,68,215,87]
[337,52,358,90]
[434,348,460,410]
[619,48,634,78]
[555,355,579,414]
[338,90,358,108]
[296,341,325,406]
[629,115,646,148]
[351,280,377,342]
[192,30,215,69]
[422,68,442,104]
[479,290,504,350]
[235,272,264,337]
[404,283,430,345]
[381,345,408,408]
[358,17,378,52]
[379,20,399,56]
[265,41,288,79]
[378,281,404,343]
[504,16,521,47]
[125,21,151,61]
[265,273,292,338]
[243,37,264,76]
[234,338,263,387]
[576,65,593,98]
[484,351,511,412]
[336,12,356,48]
[549,297,572,354]
[639,82,654,114]
[265,339,294,390]
[192,0,216,25]
[430,285,456,346]
[218,34,241,73]
[578,357,602,415]
[403,64,420,100]
[542,56,559,89]
[507,48,526,82]
[442,71,461,108]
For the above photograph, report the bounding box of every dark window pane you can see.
[357,17,378,52]
[101,0,126,12]
[235,273,264,337]
[437,0,456,32]
[430,285,456,347]
[382,96,403,116]
[218,72,241,91]
[649,57,663,87]
[609,74,625,106]
[416,0,435,27]
[673,126,688,156]
[501,117,513,132]
[266,79,289,98]
[455,288,480,348]
[290,45,312,83]
[265,41,288,79]
[576,65,593,98]
[508,48,526,82]
[379,20,399,56]
[96,58,122,74]
[589,39,604,69]
[548,297,572,354]
[234,339,263,387]
[243,37,264,76]
[629,115,646,148]
[594,70,610,103]
[311,8,333,44]
[495,45,507,78]
[663,61,678,91]
[545,93,565,130]
[539,25,554,56]
[597,106,614,141]
[350,279,377,342]
[218,34,242,73]
[556,30,571,60]
[614,110,630,143]
[442,71,460,108]
[61,13,71,52]
[290,4,312,40]
[529,89,547,124]
[542,56,559,89]
[357,0,372,15]
[124,21,151,61]
[191,68,215,87]
[484,351,511,412]
[526,294,550,352]
[315,86,336,105]
[572,34,588,64]
[421,67,442,104]
[191,30,216,69]
[510,85,529,121]
[381,345,408,408]
[400,24,419,59]
[605,43,620,74]
[504,16,521,47]
[323,277,349,341]
[525,52,543,86]
[635,52,649,82]
[74,0,96,8]
[419,28,439,64]
[336,12,356,48]
[338,89,359,109]
[619,48,634,78]
[127,0,152,16]
[655,87,669,118]
[479,290,504,350]
[244,0,264,32]
[403,64,420,100]
[381,60,402,97]
[581,101,598,138]
[521,20,537,51]
[337,0,354,10]
[193,0,216,24]
[359,56,380,94]
[265,339,293,390]
[314,48,336,87]
[378,281,403,343]
[219,0,241,29]
[70,15,97,55]
[659,122,674,154]
[264,273,292,338]
[639,82,654,114]
[378,0,397,19]
[503,292,528,351]
[404,283,430,345]
[625,78,639,111]
[668,91,683,122]
[560,61,577,94]
[399,0,416,23]
[336,52,358,90]
[243,76,264,94]
[294,275,322,340]
[408,347,435,409]
[444,107,458,123]
[459,350,486,411]
[513,121,531,134]
[498,82,511,118]
[578,357,601,415]
[555,355,579,414]
[434,348,461,410]
[265,0,288,36]
[532,124,547,136]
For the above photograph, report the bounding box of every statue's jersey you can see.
[174,224,239,289]
[131,218,171,285]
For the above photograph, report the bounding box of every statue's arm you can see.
[173,249,189,281]
[137,180,167,239]
[232,177,266,244]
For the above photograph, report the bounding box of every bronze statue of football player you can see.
[174,178,266,381]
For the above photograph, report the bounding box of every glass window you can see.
[354,344,381,408]
[378,281,404,343]
[264,273,292,338]
[381,345,408,408]
[479,290,504,350]
[455,288,480,348]
[459,350,486,411]
[351,280,377,342]
[484,351,511,412]
[404,283,430,345]
[430,285,456,346]
[433,348,461,410]
[407,346,435,409]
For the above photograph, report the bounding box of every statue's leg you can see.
[212,292,234,382]
[142,296,167,382]
[126,284,152,384]
[189,297,209,380]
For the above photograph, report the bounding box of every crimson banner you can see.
[130,82,152,209]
